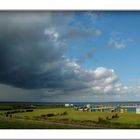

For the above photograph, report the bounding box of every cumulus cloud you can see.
[92,67,119,94]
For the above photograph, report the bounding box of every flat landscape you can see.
[1,104,140,129]
[1,11,140,131]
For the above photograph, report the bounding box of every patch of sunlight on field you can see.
[110,112,140,124]
[14,108,115,122]
[14,108,72,119]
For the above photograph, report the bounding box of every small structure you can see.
[91,107,115,112]
[70,104,74,107]
[120,109,124,113]
[78,104,139,113]
[78,107,89,112]
[91,108,98,112]
[30,104,36,108]
[111,109,115,112]
[120,106,136,112]
[78,108,83,111]
[65,103,74,107]
[136,107,140,114]
[65,104,70,107]
[86,104,91,108]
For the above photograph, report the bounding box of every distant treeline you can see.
[0,104,65,110]
[0,104,34,110]
[5,109,34,114]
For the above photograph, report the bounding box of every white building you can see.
[65,103,74,107]
[86,104,91,108]
[136,107,140,114]
[65,104,70,107]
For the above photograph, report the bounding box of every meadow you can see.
[1,105,140,128]
[0,116,80,129]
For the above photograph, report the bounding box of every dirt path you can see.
[16,117,104,128]
[44,121,103,128]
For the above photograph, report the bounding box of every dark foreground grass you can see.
[1,116,139,129]
[0,117,80,129]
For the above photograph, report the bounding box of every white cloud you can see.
[108,33,133,49]
[105,75,117,84]
[94,67,115,79]
[44,28,59,41]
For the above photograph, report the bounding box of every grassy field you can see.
[1,107,140,128]
[0,116,81,129]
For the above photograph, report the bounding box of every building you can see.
[136,107,140,114]
[91,107,114,112]
[91,106,137,113]
[121,106,136,112]
[65,103,74,107]
[86,104,91,108]
[65,104,70,107]
[70,104,74,107]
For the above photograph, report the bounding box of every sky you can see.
[0,11,140,102]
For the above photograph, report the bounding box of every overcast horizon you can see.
[0,11,140,102]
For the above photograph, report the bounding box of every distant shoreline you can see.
[0,101,140,106]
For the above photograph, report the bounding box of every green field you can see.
[1,106,140,128]
[0,116,80,129]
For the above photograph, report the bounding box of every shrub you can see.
[61,111,68,115]
[114,113,119,118]
[98,117,104,123]
[56,113,60,116]
[46,113,55,117]
[111,114,119,119]
[26,109,34,112]
[41,114,47,118]
[112,115,115,119]
[106,116,109,120]
[61,118,69,121]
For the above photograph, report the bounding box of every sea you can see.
[0,101,140,106]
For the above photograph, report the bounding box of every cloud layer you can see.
[0,12,135,101]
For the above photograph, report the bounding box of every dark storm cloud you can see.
[0,12,94,91]
[0,12,69,89]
